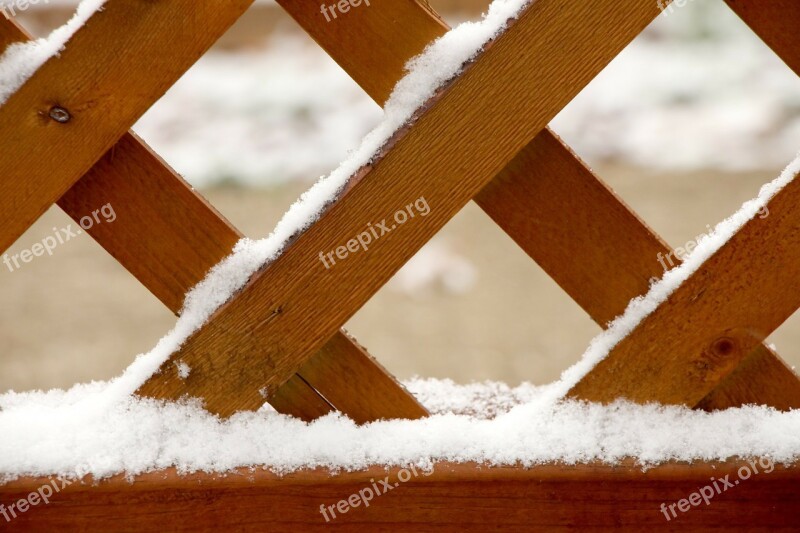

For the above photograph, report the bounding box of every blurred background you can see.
[2,0,800,393]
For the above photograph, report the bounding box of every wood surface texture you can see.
[1,461,797,531]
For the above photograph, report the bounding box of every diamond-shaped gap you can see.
[344,201,601,386]
[131,2,382,200]
[0,205,174,392]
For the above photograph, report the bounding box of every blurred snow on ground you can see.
[388,240,478,296]
[552,2,800,172]
[130,1,800,188]
[133,32,383,188]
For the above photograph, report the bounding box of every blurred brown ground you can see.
[1,1,798,393]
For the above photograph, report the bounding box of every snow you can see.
[1,0,800,482]
[175,362,191,380]
[0,0,106,106]
[1,379,799,483]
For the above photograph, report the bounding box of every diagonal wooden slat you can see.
[281,0,800,410]
[568,166,800,406]
[0,16,425,422]
[276,0,448,107]
[137,0,663,416]
[726,0,800,76]
[0,0,253,254]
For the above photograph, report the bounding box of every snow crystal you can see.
[0,0,106,106]
[175,361,191,380]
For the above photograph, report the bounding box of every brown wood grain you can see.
[0,13,22,50]
[726,0,800,76]
[1,461,797,531]
[280,0,800,410]
[298,330,428,424]
[0,15,423,423]
[138,0,662,416]
[276,0,448,106]
[569,169,800,406]
[0,0,253,254]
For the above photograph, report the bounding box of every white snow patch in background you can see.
[0,0,106,105]
[133,33,383,188]
[551,24,800,172]
[388,241,477,296]
[130,3,800,186]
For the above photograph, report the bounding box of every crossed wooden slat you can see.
[2,0,799,420]
[278,0,800,411]
[0,4,426,424]
[139,0,800,415]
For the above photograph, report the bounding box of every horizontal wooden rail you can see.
[138,0,662,416]
[0,16,426,423]
[1,461,797,530]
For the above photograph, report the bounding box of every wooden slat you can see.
[0,0,253,254]
[568,168,800,406]
[0,15,424,422]
[563,0,800,408]
[477,131,669,327]
[0,14,22,50]
[2,461,798,530]
[63,137,424,420]
[61,135,336,421]
[280,0,800,410]
[276,0,448,106]
[476,129,800,410]
[298,330,428,424]
[709,0,800,413]
[726,0,800,76]
[0,12,331,422]
[137,0,663,416]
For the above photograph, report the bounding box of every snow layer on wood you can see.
[0,0,106,105]
[1,379,799,483]
[552,152,800,399]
